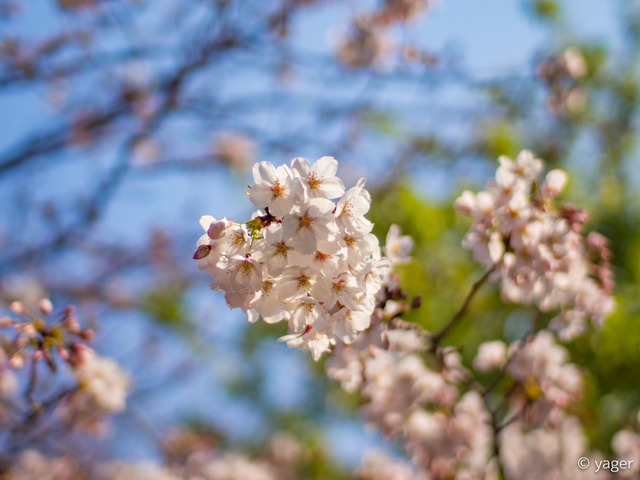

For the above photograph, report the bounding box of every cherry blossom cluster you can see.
[329,324,498,480]
[60,348,131,432]
[326,251,595,480]
[0,299,130,433]
[454,150,614,339]
[475,331,583,426]
[500,412,605,480]
[1,300,94,371]
[329,322,600,480]
[612,410,640,479]
[336,0,436,69]
[5,431,310,480]
[538,47,588,115]
[194,156,402,360]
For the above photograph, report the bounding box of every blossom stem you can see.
[430,265,496,350]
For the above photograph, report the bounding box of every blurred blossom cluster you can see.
[336,0,437,68]
[0,299,130,440]
[1,300,94,370]
[612,410,640,479]
[330,325,498,479]
[4,431,314,480]
[213,133,256,172]
[538,47,588,115]
[454,150,614,340]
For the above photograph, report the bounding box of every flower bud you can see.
[9,301,27,316]
[207,217,230,240]
[79,329,95,341]
[193,244,212,260]
[65,316,80,333]
[9,354,24,369]
[39,298,53,315]
[23,324,37,338]
[57,347,69,361]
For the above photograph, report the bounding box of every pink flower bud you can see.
[57,347,69,361]
[65,317,80,333]
[23,324,37,338]
[193,244,212,260]
[207,217,230,240]
[80,329,95,341]
[39,298,53,315]
[9,355,24,369]
[9,301,27,316]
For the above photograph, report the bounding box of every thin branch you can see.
[430,265,496,350]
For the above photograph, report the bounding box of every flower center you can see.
[275,241,290,257]
[238,261,253,276]
[300,215,314,228]
[297,274,312,290]
[271,180,285,197]
[308,173,321,190]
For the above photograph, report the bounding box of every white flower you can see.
[335,178,373,235]
[248,161,295,216]
[291,156,345,199]
[281,197,338,255]
[201,453,276,480]
[455,150,613,336]
[196,155,412,359]
[288,297,329,332]
[279,327,333,361]
[220,254,263,294]
[383,224,414,264]
[328,307,371,343]
[343,232,380,267]
[256,224,293,275]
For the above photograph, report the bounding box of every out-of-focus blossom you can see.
[100,461,182,480]
[473,340,507,372]
[384,224,414,264]
[538,48,588,115]
[506,331,582,424]
[214,133,255,172]
[336,16,392,69]
[356,450,428,480]
[455,150,614,340]
[71,348,130,413]
[501,413,607,480]
[199,452,276,480]
[6,450,84,480]
[611,412,640,478]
